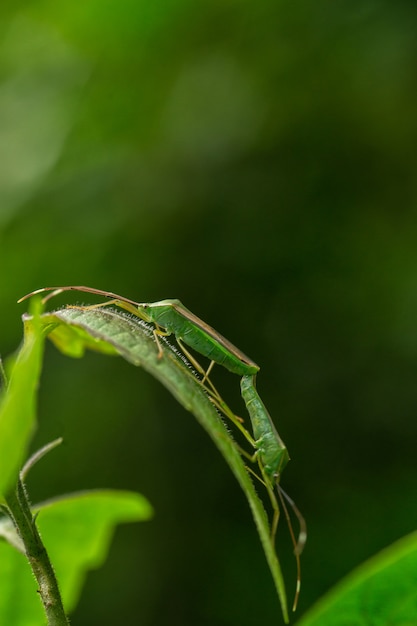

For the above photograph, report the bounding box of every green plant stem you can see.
[5,479,70,626]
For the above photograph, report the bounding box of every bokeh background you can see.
[2,2,417,625]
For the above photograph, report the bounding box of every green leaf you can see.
[296,532,417,626]
[0,300,45,500]
[39,317,119,358]
[35,490,153,613]
[0,539,40,626]
[35,305,291,622]
[0,489,153,625]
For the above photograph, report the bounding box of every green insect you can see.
[241,374,289,484]
[19,286,259,377]
[18,286,257,433]
[241,374,306,612]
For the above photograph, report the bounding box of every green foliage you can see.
[34,490,153,614]
[0,490,153,626]
[297,532,417,626]
[2,295,417,625]
[0,299,44,500]
[0,301,293,624]
[0,305,153,625]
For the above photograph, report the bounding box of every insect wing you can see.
[168,301,259,371]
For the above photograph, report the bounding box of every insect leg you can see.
[175,338,246,426]
[276,486,306,612]
[201,358,215,384]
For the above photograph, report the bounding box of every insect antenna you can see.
[18,286,141,308]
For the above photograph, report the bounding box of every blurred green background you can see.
[2,1,417,624]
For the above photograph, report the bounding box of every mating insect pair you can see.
[19,285,306,611]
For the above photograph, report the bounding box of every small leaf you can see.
[296,531,417,626]
[40,317,120,358]
[0,300,45,500]
[35,490,153,613]
[0,489,153,626]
